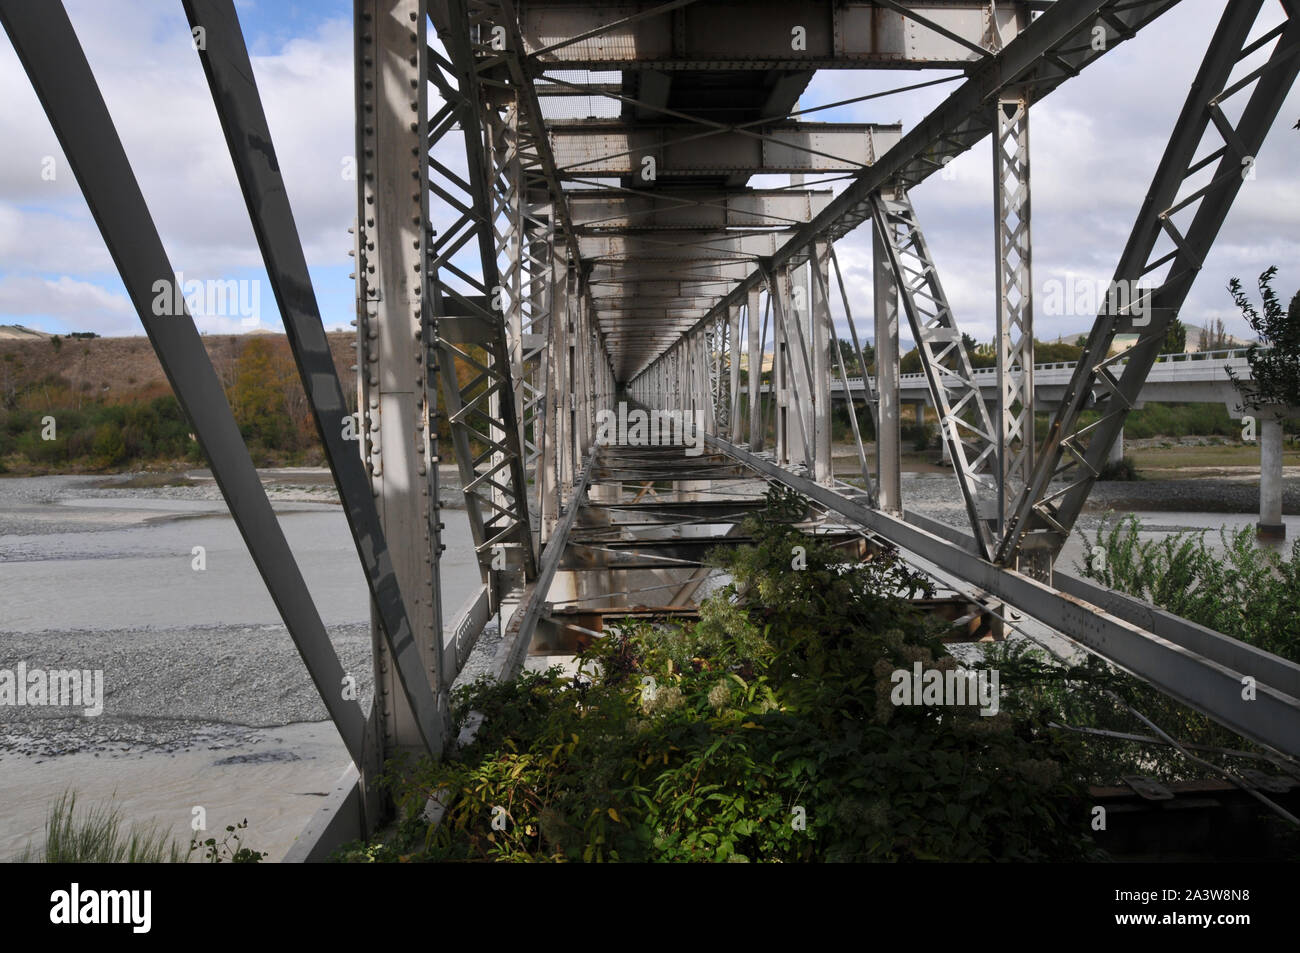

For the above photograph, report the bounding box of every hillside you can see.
[0,332,358,404]
[0,332,360,473]
[0,324,48,341]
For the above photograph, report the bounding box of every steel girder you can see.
[549,121,903,177]
[514,1,1032,70]
[568,189,833,231]
[746,287,764,450]
[0,2,375,766]
[484,99,554,549]
[354,0,456,762]
[870,190,999,557]
[727,303,742,441]
[579,230,794,261]
[496,450,595,679]
[767,264,815,470]
[813,242,875,500]
[192,0,447,764]
[633,0,1185,378]
[997,0,1300,568]
[992,95,1035,549]
[709,434,1300,759]
[872,226,902,513]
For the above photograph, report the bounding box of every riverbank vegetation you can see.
[333,489,1296,863]
[1080,514,1300,663]
[0,335,338,473]
[14,790,266,863]
[0,332,497,474]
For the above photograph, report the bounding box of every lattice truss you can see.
[424,0,543,580]
[999,0,1300,565]
[993,96,1034,529]
[871,191,1000,553]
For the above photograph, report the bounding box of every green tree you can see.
[1227,267,1300,410]
[835,338,873,376]
[1161,318,1187,354]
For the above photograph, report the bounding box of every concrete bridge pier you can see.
[1259,416,1286,541]
[910,401,927,445]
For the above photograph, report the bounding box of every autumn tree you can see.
[232,337,294,450]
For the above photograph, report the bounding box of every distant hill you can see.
[1182,323,1251,351]
[0,331,358,404]
[1049,324,1252,354]
[0,324,48,341]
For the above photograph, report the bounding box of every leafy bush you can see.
[1079,514,1300,661]
[359,489,1101,863]
[902,421,933,452]
[1228,266,1300,411]
[1097,454,1140,482]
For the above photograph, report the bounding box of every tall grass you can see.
[1079,515,1300,661]
[15,791,187,863]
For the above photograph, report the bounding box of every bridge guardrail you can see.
[827,348,1265,390]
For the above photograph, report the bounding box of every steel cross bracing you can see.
[992,95,1035,548]
[871,190,1000,556]
[434,0,618,554]
[630,0,1251,559]
[423,0,539,586]
[997,0,1300,568]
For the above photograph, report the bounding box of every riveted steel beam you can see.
[189,0,447,765]
[568,188,832,231]
[550,121,902,177]
[516,1,1030,70]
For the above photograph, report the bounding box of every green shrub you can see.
[1079,515,1300,662]
[361,488,1102,863]
[1097,454,1140,481]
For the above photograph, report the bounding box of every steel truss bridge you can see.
[4,0,1299,859]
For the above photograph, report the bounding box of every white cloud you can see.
[0,275,133,334]
[0,0,355,330]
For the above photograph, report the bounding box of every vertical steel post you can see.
[357,0,445,762]
[993,94,1035,550]
[747,287,762,448]
[810,242,834,483]
[873,209,901,513]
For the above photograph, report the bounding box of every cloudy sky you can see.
[0,0,1296,359]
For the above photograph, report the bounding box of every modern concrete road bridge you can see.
[814,347,1282,468]
[830,348,1260,410]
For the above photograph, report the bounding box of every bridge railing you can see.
[829,348,1264,390]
